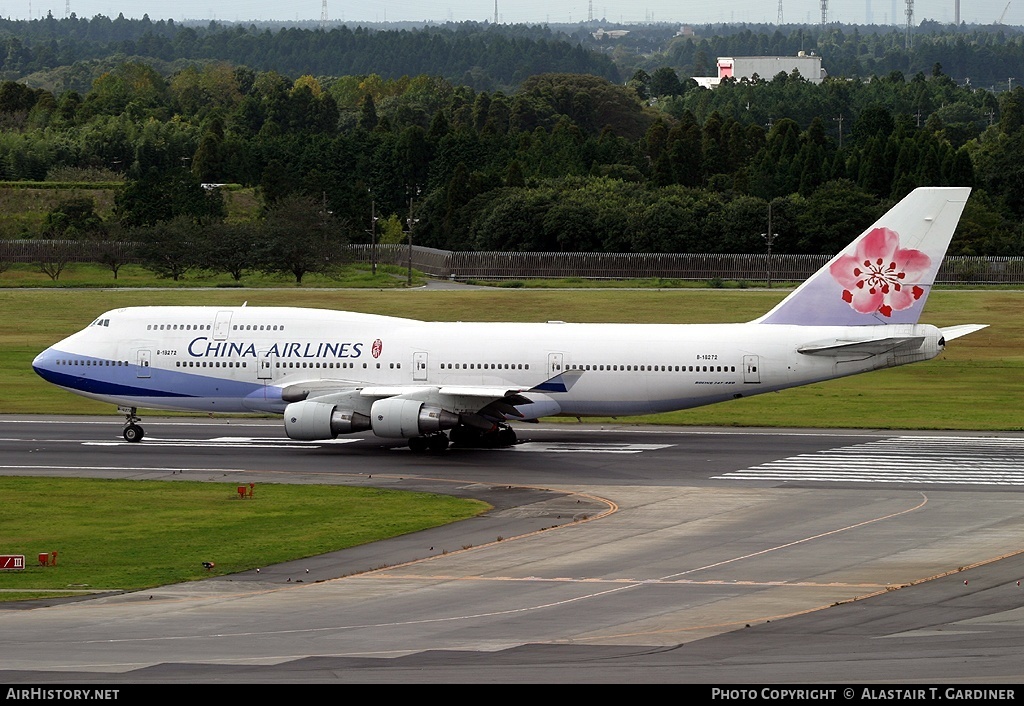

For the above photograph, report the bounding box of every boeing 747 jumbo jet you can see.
[33,187,985,451]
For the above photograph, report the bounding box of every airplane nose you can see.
[32,347,58,383]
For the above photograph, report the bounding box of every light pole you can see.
[366,196,378,276]
[406,213,420,287]
[761,201,778,289]
[406,188,420,287]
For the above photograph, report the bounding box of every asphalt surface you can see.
[1,417,1023,684]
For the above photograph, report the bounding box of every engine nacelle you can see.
[370,398,460,438]
[284,400,371,440]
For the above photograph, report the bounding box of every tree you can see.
[258,193,344,283]
[192,116,227,183]
[795,180,882,254]
[650,67,683,98]
[115,167,226,227]
[84,62,168,117]
[198,222,258,281]
[43,197,104,238]
[358,94,379,131]
[133,217,200,281]
[87,222,135,279]
[35,240,76,281]
[627,69,651,101]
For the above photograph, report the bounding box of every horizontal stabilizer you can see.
[940,324,988,341]
[798,335,925,356]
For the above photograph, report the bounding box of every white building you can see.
[692,52,827,88]
[592,28,630,40]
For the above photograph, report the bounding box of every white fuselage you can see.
[32,305,944,420]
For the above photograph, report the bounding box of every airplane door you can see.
[257,352,276,381]
[413,352,428,381]
[136,349,152,378]
[213,311,233,341]
[743,355,760,384]
[548,352,564,376]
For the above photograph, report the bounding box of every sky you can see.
[2,1,1020,28]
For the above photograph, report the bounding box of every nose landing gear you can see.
[119,406,145,442]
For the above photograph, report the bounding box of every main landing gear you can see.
[119,406,145,443]
[407,424,519,453]
[408,433,450,453]
[449,423,518,449]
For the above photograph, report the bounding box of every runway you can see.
[1,416,1023,684]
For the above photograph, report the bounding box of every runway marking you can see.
[81,436,359,449]
[358,574,893,589]
[0,465,248,473]
[716,436,1024,486]
[514,442,674,454]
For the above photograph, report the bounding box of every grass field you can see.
[0,477,489,600]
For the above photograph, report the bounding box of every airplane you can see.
[32,186,986,451]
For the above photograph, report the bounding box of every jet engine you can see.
[284,400,371,440]
[369,398,460,438]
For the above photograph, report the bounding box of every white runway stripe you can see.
[715,436,1024,486]
[514,442,675,454]
[81,436,359,448]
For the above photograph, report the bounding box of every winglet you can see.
[755,187,971,326]
[530,369,583,393]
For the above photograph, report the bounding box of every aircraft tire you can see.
[498,427,517,447]
[449,425,477,447]
[123,424,144,443]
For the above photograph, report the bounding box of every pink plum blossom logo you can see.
[828,227,931,318]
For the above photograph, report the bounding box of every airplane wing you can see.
[281,379,360,403]
[290,369,584,424]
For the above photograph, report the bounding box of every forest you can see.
[1,14,1023,271]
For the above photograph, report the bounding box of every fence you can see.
[354,244,1024,284]
[5,240,1024,285]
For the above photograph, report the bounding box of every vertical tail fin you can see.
[754,187,970,326]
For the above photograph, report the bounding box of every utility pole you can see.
[833,114,844,149]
